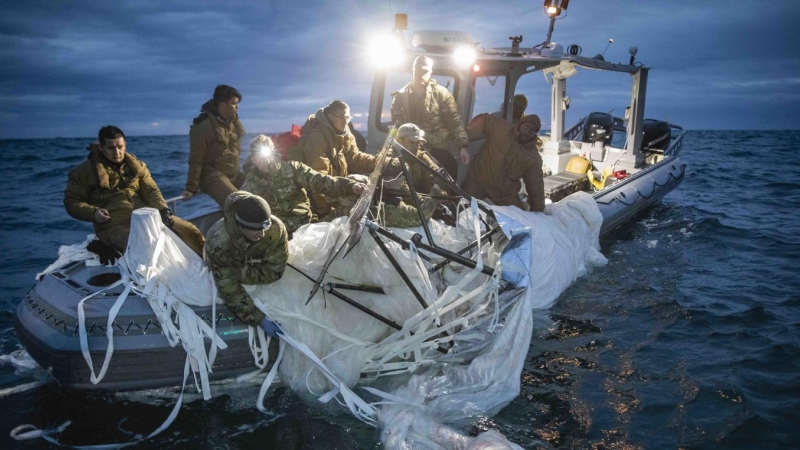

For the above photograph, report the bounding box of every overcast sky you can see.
[1,0,798,139]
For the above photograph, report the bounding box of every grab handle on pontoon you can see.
[164,196,184,214]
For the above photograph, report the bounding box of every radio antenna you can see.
[602,38,614,57]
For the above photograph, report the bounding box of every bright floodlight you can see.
[453,46,476,67]
[368,34,404,68]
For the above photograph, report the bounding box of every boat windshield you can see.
[473,74,507,120]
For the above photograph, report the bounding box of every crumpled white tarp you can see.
[22,191,606,449]
[35,234,102,280]
[239,191,606,448]
[373,192,607,449]
[119,209,225,400]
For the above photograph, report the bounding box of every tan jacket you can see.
[391,80,469,151]
[64,146,168,237]
[185,100,246,193]
[465,114,545,212]
[289,109,379,216]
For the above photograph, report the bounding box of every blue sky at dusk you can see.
[1,0,798,139]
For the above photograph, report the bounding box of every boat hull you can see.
[595,156,685,236]
[15,262,275,391]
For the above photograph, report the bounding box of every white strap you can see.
[10,356,194,449]
[77,278,128,384]
[256,337,285,413]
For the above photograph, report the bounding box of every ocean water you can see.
[0,131,798,449]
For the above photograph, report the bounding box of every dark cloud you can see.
[1,0,799,138]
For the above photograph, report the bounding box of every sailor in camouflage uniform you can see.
[243,135,365,238]
[369,124,447,228]
[392,123,444,199]
[373,192,444,228]
[204,191,288,333]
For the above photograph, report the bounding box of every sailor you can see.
[368,123,448,228]
[371,191,445,228]
[204,191,288,336]
[462,113,546,212]
[181,84,246,207]
[393,123,443,198]
[289,100,393,220]
[64,126,205,262]
[391,56,470,182]
[243,135,365,238]
[491,94,529,125]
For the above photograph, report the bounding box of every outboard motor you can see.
[581,112,615,146]
[640,119,671,152]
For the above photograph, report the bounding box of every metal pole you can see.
[369,228,430,310]
[410,234,495,277]
[367,220,497,278]
[544,16,556,48]
[324,286,401,330]
[429,226,501,273]
[326,283,385,294]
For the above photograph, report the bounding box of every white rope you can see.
[248,325,271,369]
[256,338,285,413]
[77,278,128,384]
[10,356,194,449]
[486,265,504,334]
[117,219,226,400]
[283,332,377,425]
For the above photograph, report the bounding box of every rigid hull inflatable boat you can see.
[365,17,685,238]
[13,4,685,448]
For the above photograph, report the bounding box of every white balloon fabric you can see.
[72,192,605,449]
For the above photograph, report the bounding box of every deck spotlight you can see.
[368,33,405,68]
[544,0,569,18]
[543,0,569,47]
[453,45,477,67]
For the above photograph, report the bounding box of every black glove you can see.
[433,203,456,227]
[385,196,402,207]
[159,208,175,228]
[86,240,122,265]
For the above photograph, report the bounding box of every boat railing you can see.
[564,119,585,141]
[164,196,184,215]
[660,124,685,158]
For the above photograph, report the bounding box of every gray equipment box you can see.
[544,172,588,202]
